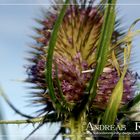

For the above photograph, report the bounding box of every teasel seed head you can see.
[26,1,139,114]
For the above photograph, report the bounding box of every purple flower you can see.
[26,3,139,113]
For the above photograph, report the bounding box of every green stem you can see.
[0,117,44,124]
[63,114,92,140]
[0,113,59,125]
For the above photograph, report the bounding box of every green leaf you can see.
[102,24,132,125]
[101,15,140,126]
[112,50,121,76]
[45,0,69,110]
[102,75,123,125]
[87,0,117,104]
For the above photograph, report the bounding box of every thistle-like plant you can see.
[1,0,140,140]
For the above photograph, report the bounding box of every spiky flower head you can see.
[26,0,138,114]
[24,0,140,139]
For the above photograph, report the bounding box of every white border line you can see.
[0,4,140,6]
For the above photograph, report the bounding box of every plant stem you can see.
[63,113,92,140]
[0,117,44,124]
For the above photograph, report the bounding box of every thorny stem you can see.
[0,113,59,125]
[0,117,44,124]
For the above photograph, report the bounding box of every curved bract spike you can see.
[0,86,34,119]
[86,0,117,106]
[46,0,70,110]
